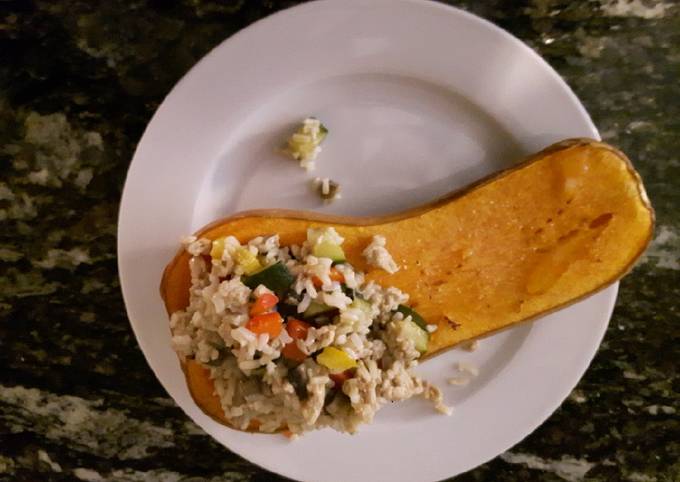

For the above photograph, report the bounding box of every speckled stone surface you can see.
[0,1,678,481]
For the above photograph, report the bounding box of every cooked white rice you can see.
[169,227,449,435]
[283,117,327,171]
[362,235,400,274]
[312,177,341,203]
[446,360,480,388]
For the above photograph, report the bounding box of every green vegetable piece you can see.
[350,298,372,316]
[312,241,346,262]
[400,319,429,354]
[396,305,429,353]
[397,305,428,331]
[242,262,294,296]
[303,301,335,318]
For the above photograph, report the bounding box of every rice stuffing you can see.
[169,227,449,435]
[362,235,400,273]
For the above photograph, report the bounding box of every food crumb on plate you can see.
[447,377,470,386]
[282,117,328,171]
[456,361,479,377]
[312,177,341,202]
[424,383,453,415]
[447,360,480,387]
[461,339,479,352]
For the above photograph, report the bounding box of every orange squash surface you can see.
[182,359,230,425]
[162,138,654,427]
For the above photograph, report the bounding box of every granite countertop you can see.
[1,1,678,481]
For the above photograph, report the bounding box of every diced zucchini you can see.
[399,319,429,354]
[349,298,372,316]
[397,304,428,331]
[234,247,262,275]
[303,301,335,318]
[307,227,343,246]
[312,241,346,262]
[243,262,294,296]
[316,347,357,372]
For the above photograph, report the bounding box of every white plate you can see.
[118,1,612,481]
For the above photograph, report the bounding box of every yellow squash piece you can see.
[234,247,262,275]
[317,347,358,372]
[209,237,226,260]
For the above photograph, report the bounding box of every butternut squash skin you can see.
[162,138,654,428]
[182,359,231,425]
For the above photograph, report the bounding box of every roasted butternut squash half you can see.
[162,138,653,427]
